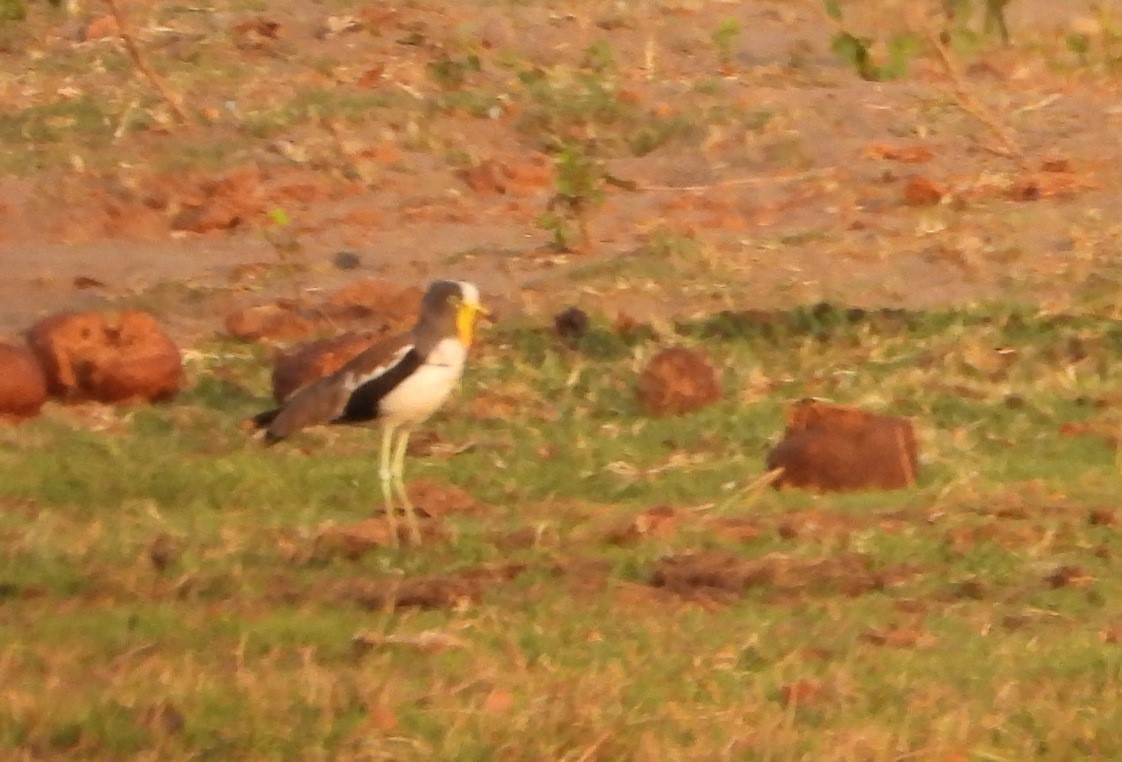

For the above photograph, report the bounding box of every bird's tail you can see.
[249,408,284,445]
[251,408,280,429]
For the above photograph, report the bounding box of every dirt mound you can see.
[0,341,48,419]
[553,306,590,345]
[313,518,404,560]
[26,310,182,403]
[650,550,902,603]
[766,399,919,492]
[339,562,527,610]
[636,346,722,416]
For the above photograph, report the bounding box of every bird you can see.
[251,280,488,546]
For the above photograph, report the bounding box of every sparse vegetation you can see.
[4,0,1122,758]
[710,17,741,70]
[823,0,921,81]
[6,306,1122,758]
[537,140,609,252]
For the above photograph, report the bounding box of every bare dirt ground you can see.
[2,0,1121,343]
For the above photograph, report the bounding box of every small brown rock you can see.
[168,167,264,233]
[636,346,721,416]
[272,331,380,403]
[26,311,182,403]
[903,175,946,206]
[148,533,180,572]
[81,14,118,41]
[766,400,918,492]
[0,341,48,419]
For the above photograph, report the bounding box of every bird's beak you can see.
[457,302,489,346]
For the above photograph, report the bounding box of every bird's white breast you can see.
[379,337,467,425]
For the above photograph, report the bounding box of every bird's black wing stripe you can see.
[338,348,425,423]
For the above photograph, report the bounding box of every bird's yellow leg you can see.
[379,424,398,547]
[392,427,422,545]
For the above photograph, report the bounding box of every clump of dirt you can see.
[45,165,360,244]
[406,479,491,518]
[338,562,527,610]
[1044,564,1091,589]
[454,154,553,196]
[0,341,48,419]
[147,533,181,573]
[650,550,908,603]
[1088,509,1118,527]
[1060,420,1122,449]
[311,500,477,561]
[604,505,680,545]
[26,310,182,403]
[636,346,722,417]
[859,625,937,649]
[548,555,614,595]
[553,306,590,345]
[312,518,399,561]
[766,399,919,492]
[778,680,830,707]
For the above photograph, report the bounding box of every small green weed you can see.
[711,17,741,70]
[0,0,25,22]
[536,140,608,252]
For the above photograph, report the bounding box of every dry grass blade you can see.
[103,0,190,124]
[923,28,1025,166]
[353,629,471,654]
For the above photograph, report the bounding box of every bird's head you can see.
[422,280,490,346]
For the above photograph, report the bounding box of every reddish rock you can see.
[26,311,182,403]
[766,399,919,493]
[169,167,264,233]
[636,346,721,416]
[81,14,118,41]
[225,303,316,343]
[272,330,380,403]
[903,176,945,206]
[0,342,48,419]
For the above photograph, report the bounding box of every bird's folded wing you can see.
[265,338,415,438]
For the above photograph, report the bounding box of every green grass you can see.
[3,304,1122,758]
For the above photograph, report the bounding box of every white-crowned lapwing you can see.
[252,280,488,546]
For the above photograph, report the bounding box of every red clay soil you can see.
[0,1,1119,343]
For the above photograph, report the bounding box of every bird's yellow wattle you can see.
[457,304,479,346]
